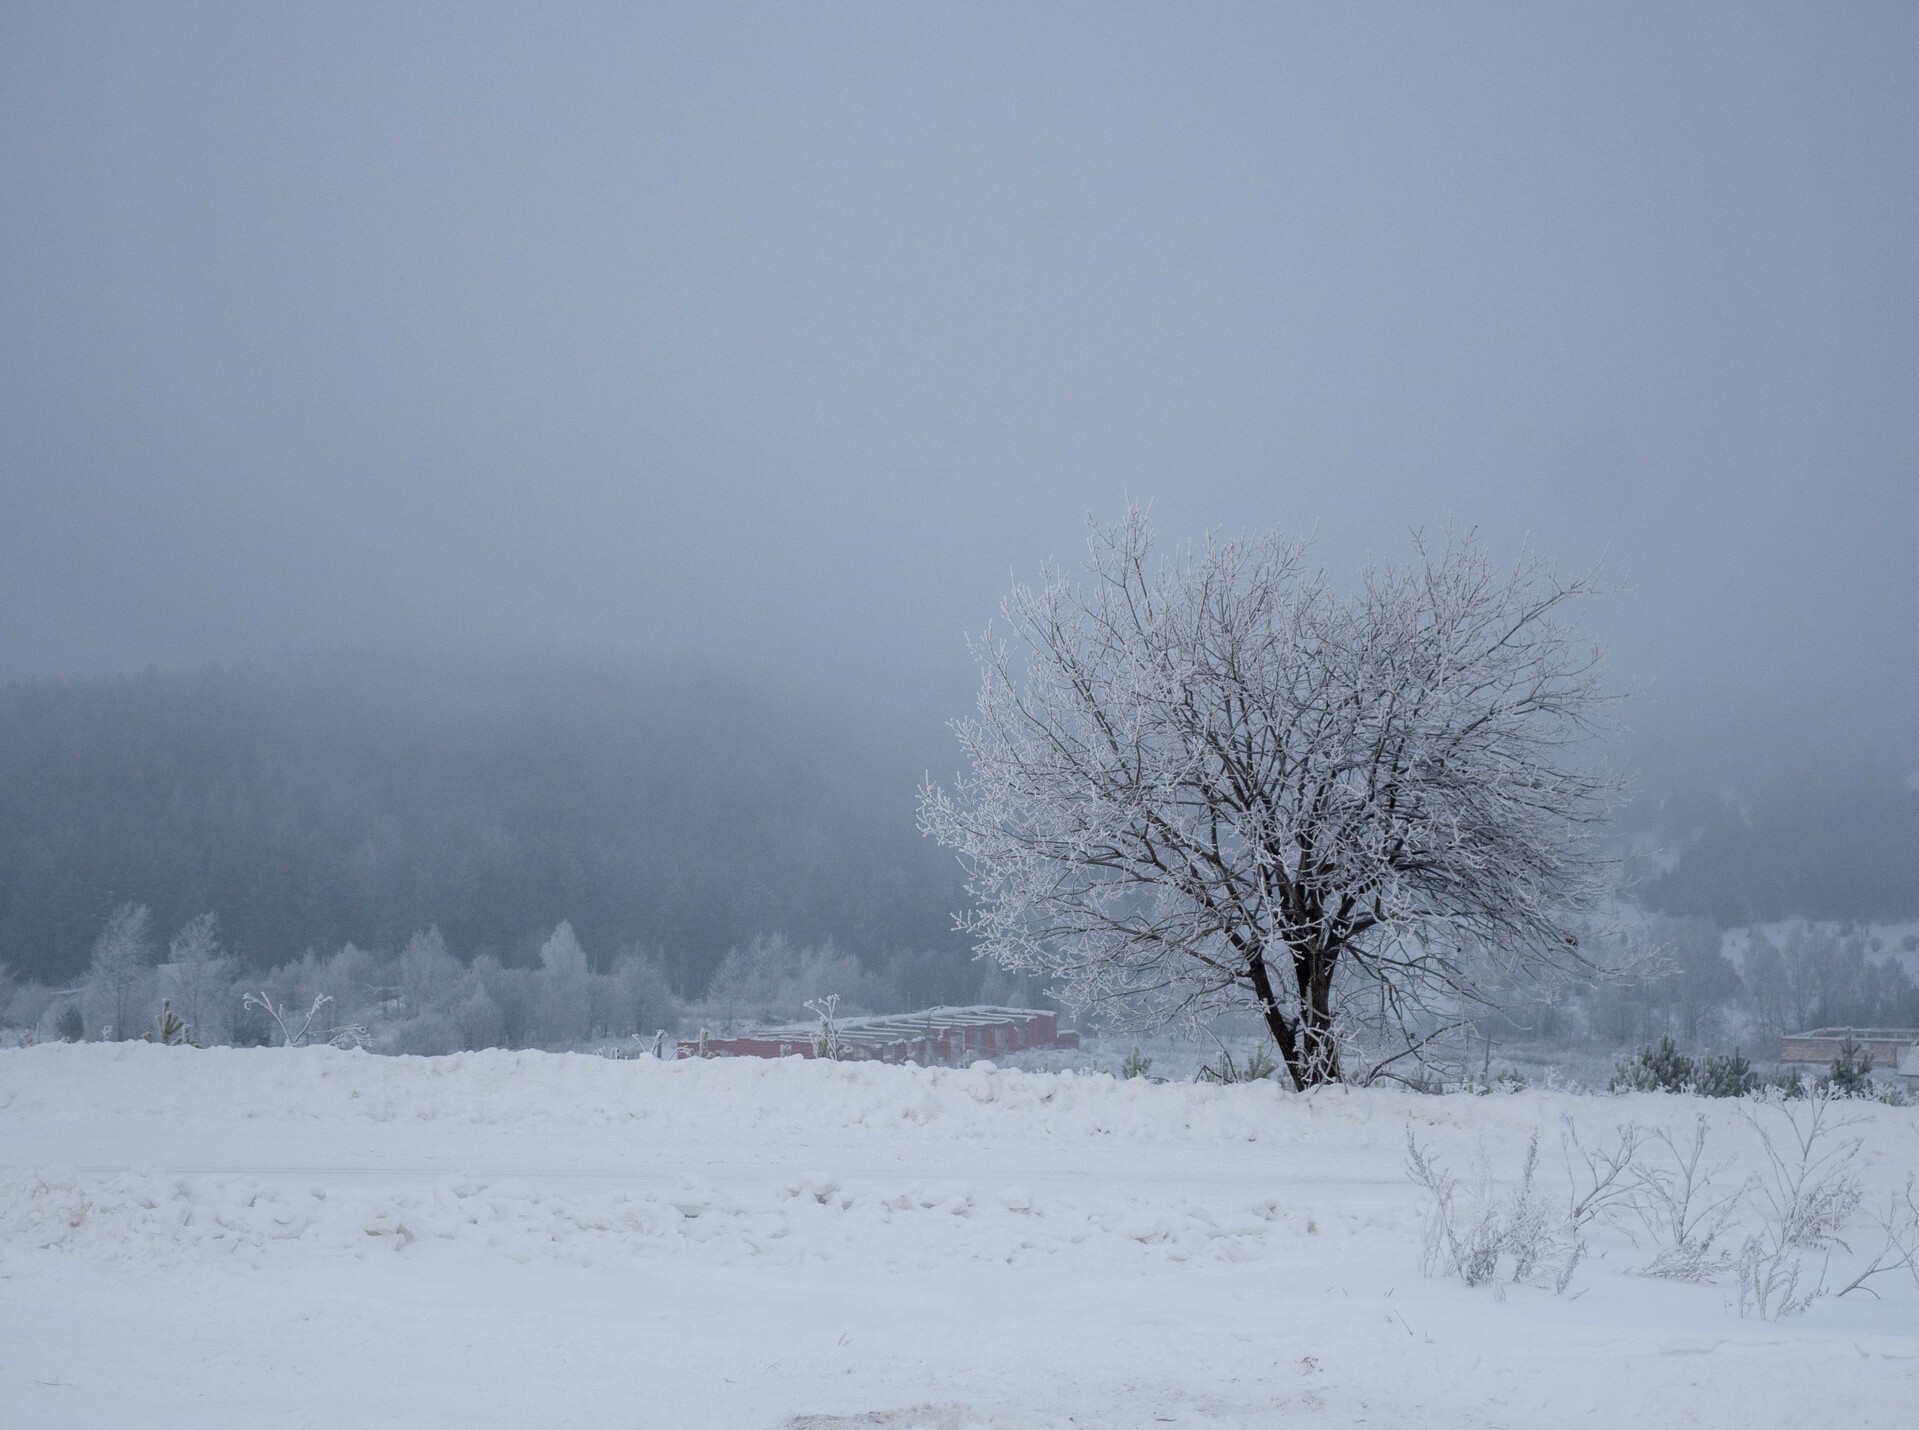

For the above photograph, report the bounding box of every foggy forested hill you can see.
[1,655,1915,988]
[1631,729,1919,926]
[0,656,966,986]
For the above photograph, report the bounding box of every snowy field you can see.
[2,1045,1915,1429]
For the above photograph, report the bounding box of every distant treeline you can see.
[1540,916,1919,1053]
[0,654,968,989]
[0,910,1009,1053]
[1,655,1915,993]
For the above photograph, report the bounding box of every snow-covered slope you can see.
[3,1044,1915,1428]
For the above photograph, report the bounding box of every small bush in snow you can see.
[141,999,196,1047]
[1561,1117,1649,1231]
[805,995,845,1061]
[1834,1176,1919,1301]
[1767,1065,1807,1099]
[1608,1036,1695,1094]
[1195,1045,1276,1085]
[1824,1038,1874,1097]
[1695,1050,1760,1099]
[1733,1092,1865,1319]
[1630,1117,1745,1280]
[241,990,334,1048]
[1407,1129,1582,1294]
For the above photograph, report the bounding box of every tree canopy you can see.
[921,510,1625,1088]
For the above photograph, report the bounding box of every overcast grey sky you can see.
[3,3,1915,754]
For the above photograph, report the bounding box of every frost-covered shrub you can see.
[1407,1130,1582,1293]
[1630,1118,1743,1280]
[805,994,845,1060]
[1835,1177,1919,1300]
[241,989,336,1047]
[1734,1093,1865,1318]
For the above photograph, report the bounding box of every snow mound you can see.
[0,1040,1312,1141]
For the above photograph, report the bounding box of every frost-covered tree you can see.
[382,926,471,1054]
[705,934,786,1026]
[602,948,679,1039]
[920,509,1623,1089]
[886,947,985,1011]
[1743,928,1790,1038]
[454,982,507,1050]
[163,912,232,1044]
[1743,921,1919,1034]
[85,903,156,1040]
[313,943,384,1025]
[1655,916,1739,1044]
[534,921,593,1045]
[397,926,464,1018]
[702,932,893,1027]
[474,955,536,1048]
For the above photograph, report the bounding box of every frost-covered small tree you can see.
[384,926,470,1055]
[163,912,232,1044]
[397,925,464,1018]
[604,948,679,1039]
[703,933,891,1027]
[85,903,156,1040]
[920,509,1623,1089]
[534,920,593,1046]
[455,982,507,1050]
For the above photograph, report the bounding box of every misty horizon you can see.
[4,6,1915,752]
[3,5,1916,960]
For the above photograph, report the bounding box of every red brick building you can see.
[678,1005,1078,1065]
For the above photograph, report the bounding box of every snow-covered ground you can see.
[2,1045,1915,1429]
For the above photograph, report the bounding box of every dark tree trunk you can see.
[1246,953,1307,1092]
[1299,1009,1341,1085]
[1295,948,1342,1086]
